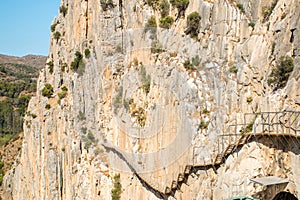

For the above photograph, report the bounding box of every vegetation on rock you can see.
[159,0,170,17]
[229,66,238,74]
[54,31,61,42]
[192,55,200,66]
[268,55,294,89]
[58,86,68,99]
[84,49,91,58]
[140,65,151,94]
[45,104,51,110]
[246,97,253,103]
[145,0,159,9]
[199,121,208,129]
[78,111,86,121]
[71,51,85,75]
[46,60,54,74]
[170,0,189,16]
[42,83,54,98]
[145,16,157,34]
[100,0,114,11]
[248,21,255,29]
[111,174,122,200]
[237,3,245,13]
[60,5,68,17]
[183,59,195,70]
[159,16,174,29]
[185,12,201,38]
[51,22,57,32]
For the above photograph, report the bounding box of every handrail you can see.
[103,109,300,195]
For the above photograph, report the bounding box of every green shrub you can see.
[81,127,87,134]
[240,122,254,134]
[192,55,200,66]
[46,61,54,74]
[111,174,122,200]
[185,12,201,38]
[246,97,253,103]
[248,21,255,28]
[183,59,195,70]
[159,0,170,17]
[87,131,97,143]
[170,0,189,15]
[84,49,91,58]
[45,104,51,109]
[71,51,85,75]
[268,55,294,89]
[60,5,68,17]
[237,3,245,13]
[146,0,159,8]
[78,111,86,120]
[133,4,137,12]
[229,66,238,73]
[42,83,54,98]
[61,62,68,72]
[100,0,114,11]
[159,16,174,29]
[202,108,210,114]
[54,31,61,41]
[140,65,151,94]
[199,121,208,129]
[51,22,57,32]
[61,86,68,92]
[142,76,151,94]
[145,16,157,33]
[58,90,67,99]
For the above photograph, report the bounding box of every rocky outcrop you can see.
[2,0,300,199]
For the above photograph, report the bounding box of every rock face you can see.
[2,0,300,199]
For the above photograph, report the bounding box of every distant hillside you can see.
[0,54,46,189]
[0,54,46,139]
[0,54,46,69]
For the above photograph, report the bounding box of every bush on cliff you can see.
[185,12,201,38]
[268,55,294,89]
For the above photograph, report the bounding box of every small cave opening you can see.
[290,28,296,43]
[273,191,298,200]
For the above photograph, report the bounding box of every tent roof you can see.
[250,176,289,186]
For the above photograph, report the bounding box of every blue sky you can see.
[0,0,60,57]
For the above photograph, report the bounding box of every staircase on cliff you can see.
[102,111,300,197]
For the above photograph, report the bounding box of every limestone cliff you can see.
[2,0,300,199]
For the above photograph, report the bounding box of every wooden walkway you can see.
[102,111,300,196]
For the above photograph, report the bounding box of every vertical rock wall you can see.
[2,0,300,199]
